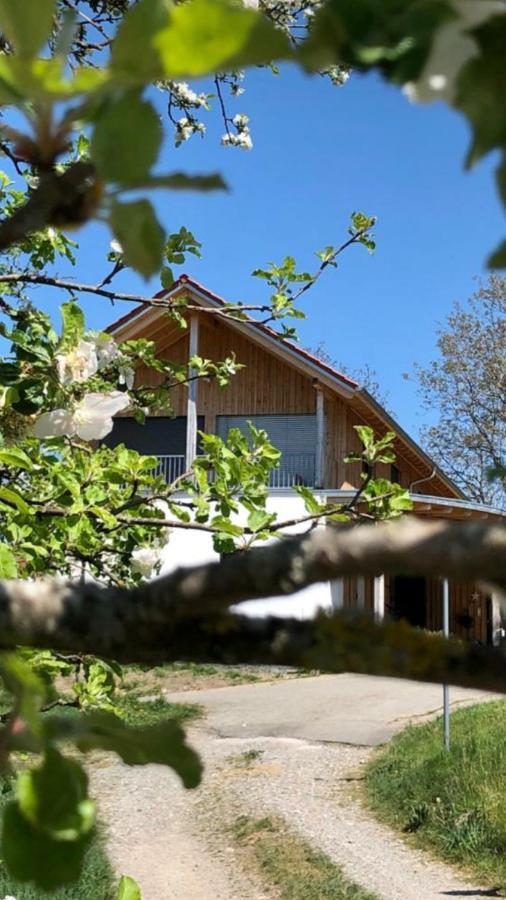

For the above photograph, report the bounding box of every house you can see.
[105,274,505,644]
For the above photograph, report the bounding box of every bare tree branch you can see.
[0,519,503,662]
[0,163,96,251]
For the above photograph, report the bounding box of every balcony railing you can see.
[154,451,315,488]
[269,452,316,488]
[153,454,186,483]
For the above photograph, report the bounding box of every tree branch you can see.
[0,163,96,251]
[0,518,503,661]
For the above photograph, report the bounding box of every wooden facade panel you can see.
[196,319,316,430]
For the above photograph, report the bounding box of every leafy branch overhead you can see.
[0,0,503,268]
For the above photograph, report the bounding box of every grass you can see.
[229,815,378,900]
[0,776,116,899]
[366,699,506,890]
[115,693,203,726]
[0,690,201,898]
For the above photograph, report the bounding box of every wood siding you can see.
[117,308,454,495]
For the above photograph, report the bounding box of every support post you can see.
[315,385,325,489]
[491,589,505,646]
[373,574,385,620]
[356,576,365,610]
[442,577,450,750]
[185,315,199,470]
[331,578,344,610]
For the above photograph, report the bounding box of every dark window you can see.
[103,416,205,456]
[391,464,400,484]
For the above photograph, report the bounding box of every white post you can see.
[315,386,325,488]
[185,315,199,470]
[491,589,505,646]
[442,578,450,750]
[374,574,385,620]
[356,576,365,610]
[331,578,344,610]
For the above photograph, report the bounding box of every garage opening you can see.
[388,576,427,628]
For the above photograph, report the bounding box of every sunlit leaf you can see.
[0,0,56,58]
[110,199,164,279]
[91,94,162,185]
[154,0,291,78]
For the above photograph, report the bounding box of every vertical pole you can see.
[185,315,199,470]
[315,386,325,489]
[442,577,450,750]
[331,578,344,610]
[374,574,385,620]
[356,576,365,610]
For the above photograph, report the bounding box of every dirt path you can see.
[92,675,502,899]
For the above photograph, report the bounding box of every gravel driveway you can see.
[92,674,502,899]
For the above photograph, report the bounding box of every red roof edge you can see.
[106,274,359,390]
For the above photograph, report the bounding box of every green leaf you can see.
[0,447,33,470]
[111,0,171,81]
[118,875,142,900]
[0,543,17,578]
[64,712,202,789]
[60,300,84,352]
[91,94,162,186]
[110,199,165,279]
[89,505,119,529]
[0,486,31,514]
[455,16,506,166]
[247,509,275,532]
[17,749,95,841]
[0,0,56,58]
[154,0,291,78]
[0,652,46,741]
[2,801,91,890]
[488,239,506,270]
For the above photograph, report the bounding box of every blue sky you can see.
[62,62,504,438]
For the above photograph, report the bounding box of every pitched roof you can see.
[106,273,359,390]
[106,273,466,500]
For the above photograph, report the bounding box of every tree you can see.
[414,275,506,509]
[0,0,504,893]
[307,341,391,411]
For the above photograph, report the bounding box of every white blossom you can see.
[131,546,163,577]
[93,334,120,369]
[34,392,129,441]
[56,339,98,385]
[403,0,502,103]
[109,239,123,254]
[232,113,249,127]
[118,365,135,390]
[242,0,259,7]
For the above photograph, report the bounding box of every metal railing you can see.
[153,451,315,488]
[153,454,186,483]
[269,452,316,488]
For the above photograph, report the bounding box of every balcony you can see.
[153,451,315,488]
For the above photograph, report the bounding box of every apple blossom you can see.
[56,339,98,385]
[33,392,129,441]
[131,546,163,577]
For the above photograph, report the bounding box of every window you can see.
[391,464,401,484]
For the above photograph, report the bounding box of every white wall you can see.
[159,490,333,620]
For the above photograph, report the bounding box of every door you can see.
[389,576,427,628]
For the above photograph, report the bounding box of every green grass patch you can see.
[0,777,116,899]
[230,815,378,900]
[366,699,506,889]
[116,694,202,727]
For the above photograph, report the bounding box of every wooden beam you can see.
[315,384,325,488]
[185,315,199,469]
